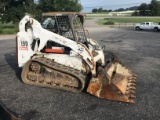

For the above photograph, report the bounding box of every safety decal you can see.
[19,40,28,50]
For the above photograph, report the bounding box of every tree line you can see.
[92,6,138,13]
[92,0,160,16]
[0,0,82,23]
[133,0,160,16]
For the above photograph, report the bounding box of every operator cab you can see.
[41,12,88,54]
[41,12,87,43]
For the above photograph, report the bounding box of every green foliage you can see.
[85,17,94,20]
[115,8,125,12]
[38,0,82,12]
[0,27,18,34]
[138,3,150,16]
[91,0,160,16]
[0,0,38,23]
[92,6,137,13]
[132,0,160,16]
[103,21,114,25]
[92,8,98,13]
[150,0,160,16]
[0,1,6,14]
[0,20,18,34]
[98,7,103,12]
[138,3,148,11]
[0,24,16,28]
[0,0,82,23]
[92,7,112,13]
[132,10,140,16]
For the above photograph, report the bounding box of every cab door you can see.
[143,22,150,29]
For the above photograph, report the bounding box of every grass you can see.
[0,21,18,34]
[87,12,110,14]
[107,17,160,23]
[0,28,18,34]
[103,21,114,25]
[96,19,107,25]
[97,17,160,25]
[85,17,94,20]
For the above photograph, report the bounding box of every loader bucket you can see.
[87,54,137,103]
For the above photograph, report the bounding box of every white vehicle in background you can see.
[134,22,160,31]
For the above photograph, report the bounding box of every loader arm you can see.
[18,15,105,75]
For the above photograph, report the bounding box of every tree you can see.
[138,3,149,16]
[92,8,98,13]
[102,10,107,12]
[38,0,82,12]
[98,7,103,12]
[117,8,125,11]
[0,0,82,23]
[132,10,140,16]
[126,6,138,11]
[0,1,6,15]
[107,9,112,12]
[150,0,160,16]
[0,0,37,23]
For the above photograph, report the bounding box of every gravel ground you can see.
[0,19,160,120]
[0,34,16,41]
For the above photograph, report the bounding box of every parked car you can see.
[134,22,160,31]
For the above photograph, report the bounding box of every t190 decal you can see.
[19,40,28,50]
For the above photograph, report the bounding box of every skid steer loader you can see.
[16,12,137,103]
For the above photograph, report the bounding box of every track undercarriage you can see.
[21,57,86,93]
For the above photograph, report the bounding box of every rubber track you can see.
[31,57,86,93]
